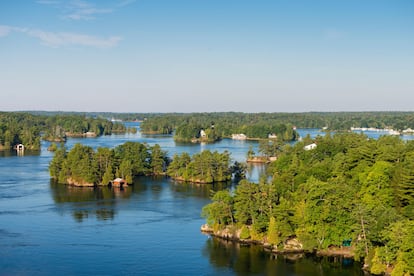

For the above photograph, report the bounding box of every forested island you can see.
[201,132,414,276]
[139,113,300,142]
[139,112,414,139]
[0,112,127,151]
[49,142,243,186]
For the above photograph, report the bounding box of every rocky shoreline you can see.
[200,224,354,258]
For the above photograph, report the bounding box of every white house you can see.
[304,143,317,151]
[268,133,277,139]
[232,133,247,140]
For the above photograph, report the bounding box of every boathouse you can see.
[14,144,25,152]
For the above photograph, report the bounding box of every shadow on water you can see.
[50,174,236,223]
[50,181,132,222]
[202,237,367,276]
[0,150,41,158]
[169,179,234,199]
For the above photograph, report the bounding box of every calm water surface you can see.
[0,123,380,275]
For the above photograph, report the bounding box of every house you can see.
[112,178,127,187]
[268,133,277,139]
[304,143,317,151]
[85,131,97,137]
[232,134,247,140]
[200,129,207,138]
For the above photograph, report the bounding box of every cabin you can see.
[200,129,207,138]
[304,143,317,151]
[112,178,127,187]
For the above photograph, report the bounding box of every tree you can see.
[118,159,133,184]
[101,164,114,185]
[49,144,67,179]
[150,144,167,175]
[202,190,234,228]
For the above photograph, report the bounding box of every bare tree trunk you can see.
[360,214,369,256]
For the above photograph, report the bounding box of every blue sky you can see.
[0,0,413,113]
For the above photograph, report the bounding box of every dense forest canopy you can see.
[50,142,242,185]
[0,112,126,151]
[140,112,300,142]
[49,142,169,185]
[23,111,414,132]
[202,132,414,275]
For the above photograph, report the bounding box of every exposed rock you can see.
[284,237,303,250]
[67,177,95,187]
[201,224,354,258]
[200,224,213,233]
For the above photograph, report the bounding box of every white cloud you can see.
[64,8,113,20]
[0,25,27,37]
[0,25,12,37]
[62,0,113,20]
[36,0,134,20]
[27,29,122,48]
[0,25,121,48]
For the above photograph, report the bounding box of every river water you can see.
[0,123,396,275]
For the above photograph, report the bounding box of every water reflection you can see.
[169,180,234,199]
[49,175,223,222]
[203,237,365,276]
[0,150,41,158]
[50,181,132,222]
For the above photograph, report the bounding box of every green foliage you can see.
[141,112,299,141]
[150,144,168,175]
[49,145,67,179]
[113,142,150,176]
[0,112,127,151]
[0,112,41,150]
[140,111,414,142]
[201,131,414,274]
[50,142,162,185]
[267,217,279,245]
[201,190,234,227]
[101,165,114,185]
[118,159,133,183]
[240,225,251,239]
[167,150,234,183]
[370,247,388,275]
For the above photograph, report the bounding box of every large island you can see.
[201,132,414,276]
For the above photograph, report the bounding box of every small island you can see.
[49,142,245,186]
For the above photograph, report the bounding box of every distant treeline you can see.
[0,112,126,151]
[25,111,414,132]
[202,132,414,275]
[140,113,300,142]
[49,142,242,185]
[139,112,414,143]
[25,110,156,122]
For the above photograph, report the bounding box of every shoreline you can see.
[200,224,355,258]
